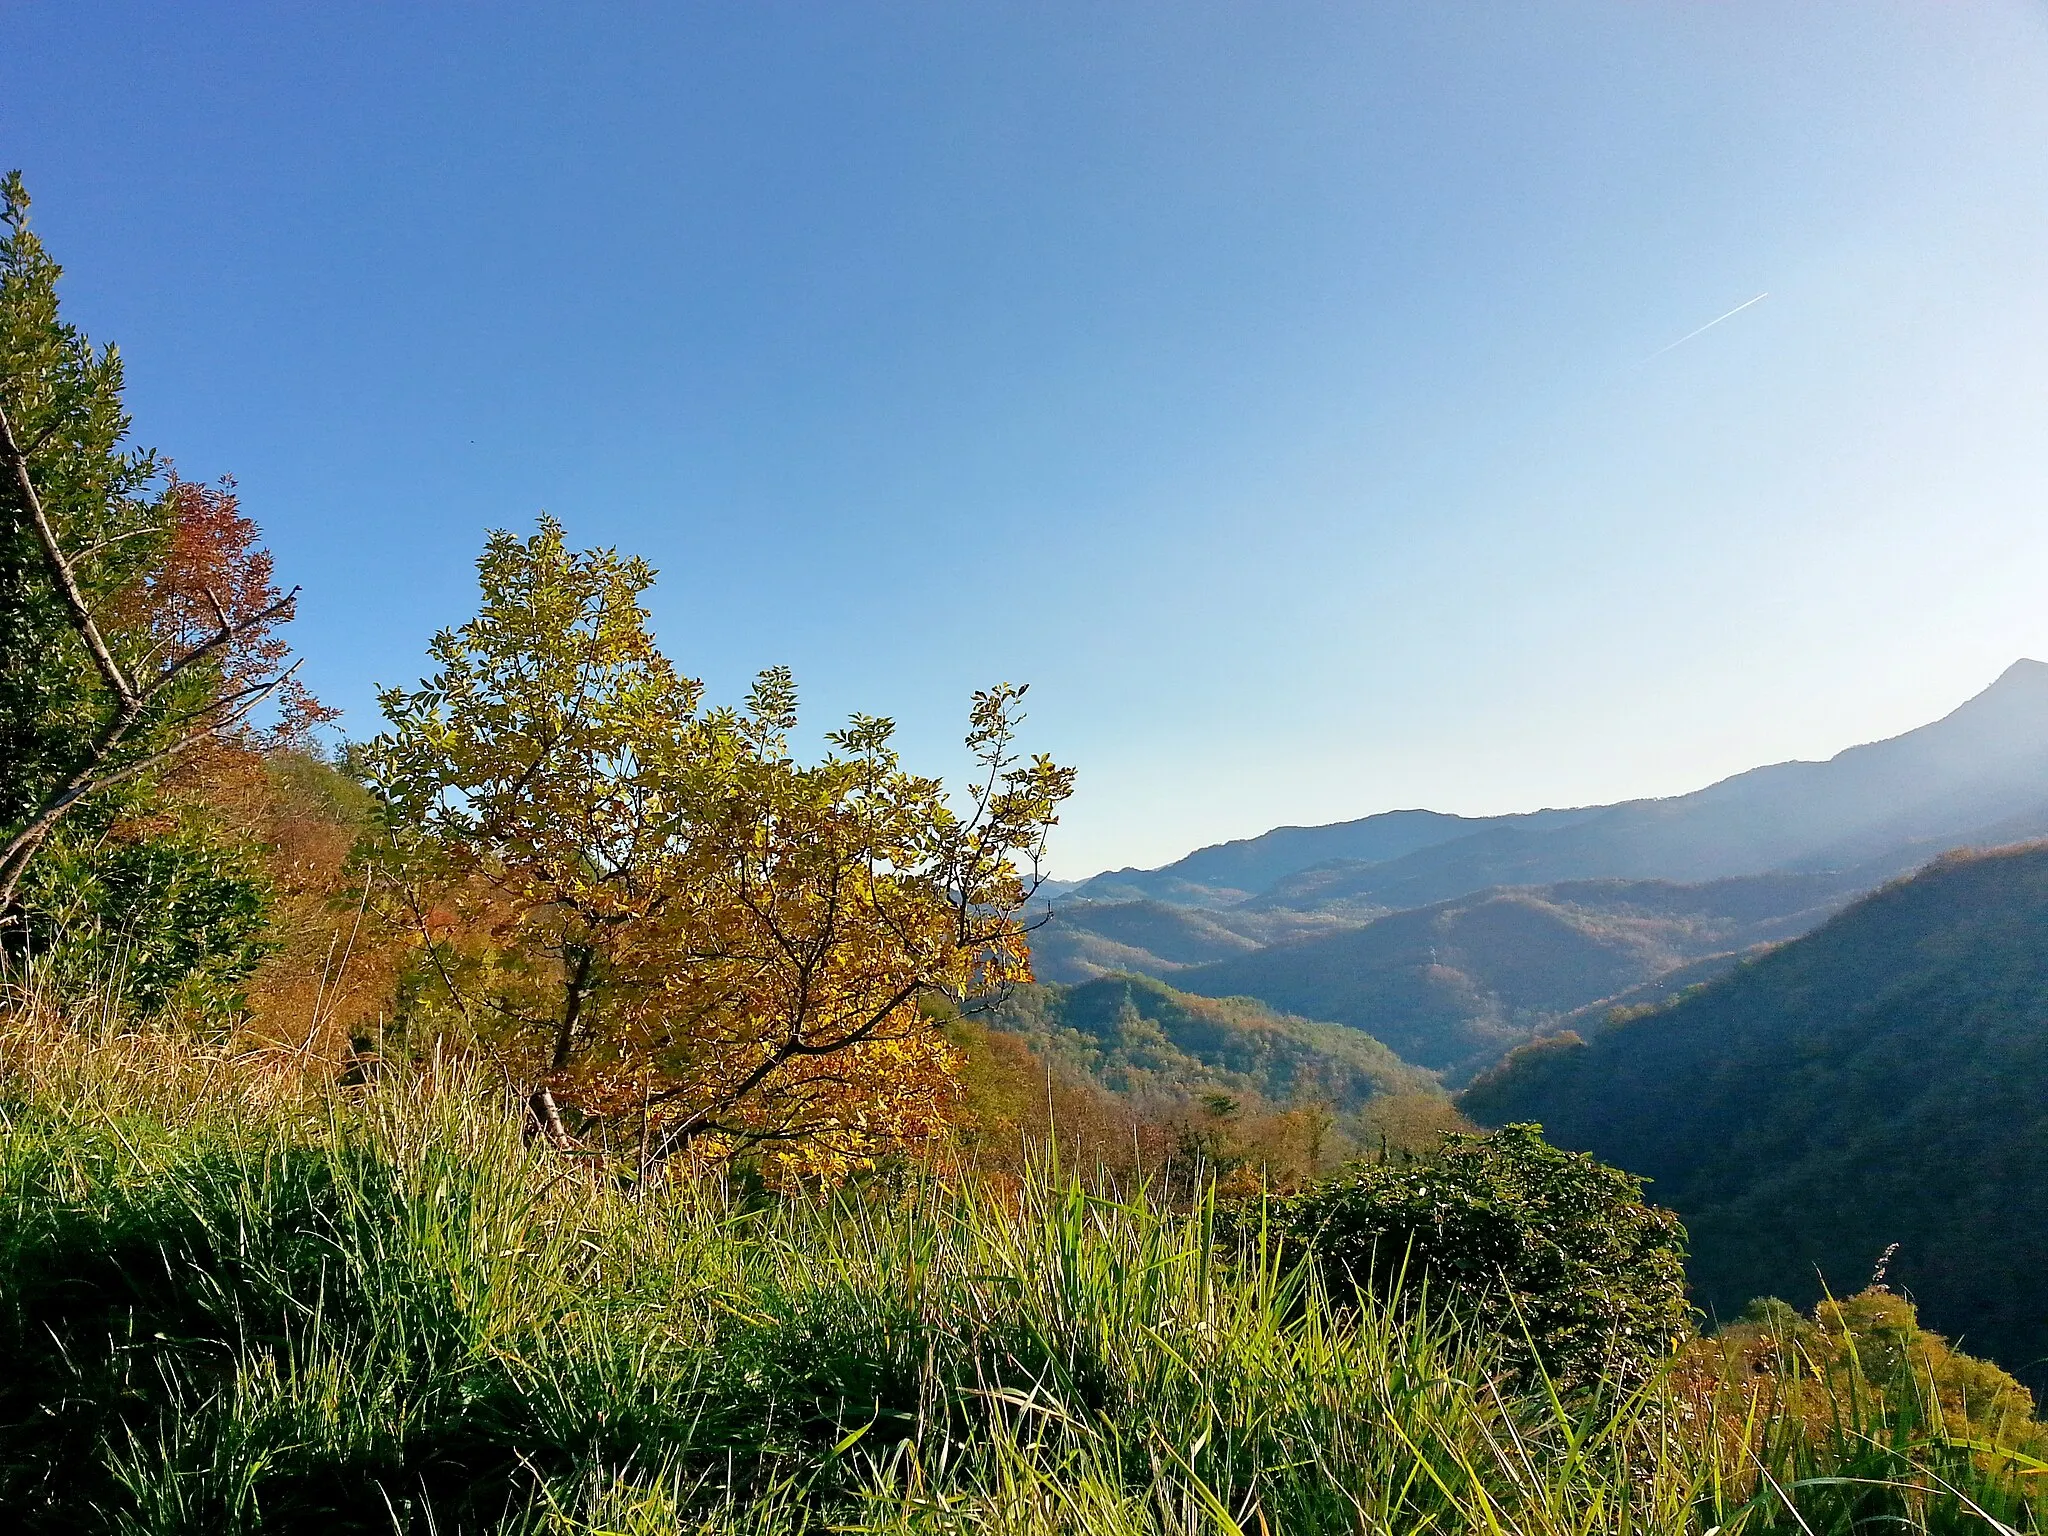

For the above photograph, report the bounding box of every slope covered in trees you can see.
[1461,841,2048,1390]
[991,973,1437,1110]
[1024,896,1355,984]
[982,973,1453,1174]
[1161,872,1859,1079]
[1040,668,2048,1087]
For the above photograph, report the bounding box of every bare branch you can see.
[0,661,302,915]
[68,523,166,562]
[139,585,300,702]
[0,396,137,708]
[634,952,932,1165]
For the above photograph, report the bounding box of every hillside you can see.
[1026,898,1360,984]
[1035,666,2048,1085]
[987,972,1438,1115]
[1460,841,2048,1391]
[1166,872,1860,1079]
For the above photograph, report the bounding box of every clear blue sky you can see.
[7,3,2047,875]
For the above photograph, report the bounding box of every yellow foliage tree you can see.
[362,519,1074,1178]
[1683,1286,2042,1466]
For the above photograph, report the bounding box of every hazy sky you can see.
[7,3,2047,875]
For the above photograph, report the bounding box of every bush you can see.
[1279,1122,1692,1388]
[12,811,274,1021]
[1696,1288,2042,1456]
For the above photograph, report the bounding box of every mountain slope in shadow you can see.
[1459,840,2048,1393]
[1026,898,1362,985]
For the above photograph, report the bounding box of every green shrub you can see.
[12,811,274,1021]
[1279,1121,1692,1388]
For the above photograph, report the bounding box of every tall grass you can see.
[0,1012,2039,1535]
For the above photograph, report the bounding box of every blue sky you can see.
[7,2,2048,875]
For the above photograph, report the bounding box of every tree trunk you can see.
[527,1088,576,1151]
[550,942,595,1071]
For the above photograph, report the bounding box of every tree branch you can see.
[139,585,300,703]
[0,396,137,707]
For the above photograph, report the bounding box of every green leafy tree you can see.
[1281,1122,1692,1387]
[363,519,1075,1177]
[0,172,316,1008]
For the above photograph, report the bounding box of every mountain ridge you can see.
[1067,662,2048,913]
[1163,869,1867,1079]
[1032,663,2048,1088]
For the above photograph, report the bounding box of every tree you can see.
[1280,1123,1692,1388]
[0,172,320,1001]
[363,519,1074,1178]
[1691,1289,2042,1459]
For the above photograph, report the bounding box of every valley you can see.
[1023,660,2048,1080]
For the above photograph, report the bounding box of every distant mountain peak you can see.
[1950,657,2048,722]
[1074,662,2048,909]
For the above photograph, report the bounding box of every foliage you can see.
[0,1025,2039,1535]
[1670,1287,2047,1534]
[985,973,1457,1186]
[14,812,273,1020]
[1685,1288,2042,1462]
[361,518,1074,1179]
[1459,841,2048,1394]
[1280,1122,1693,1389]
[0,171,320,1011]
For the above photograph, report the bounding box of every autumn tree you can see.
[364,519,1074,1177]
[0,173,320,1008]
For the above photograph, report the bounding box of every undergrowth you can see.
[0,1012,2041,1535]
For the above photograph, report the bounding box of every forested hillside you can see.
[991,973,1434,1105]
[1162,872,1859,1079]
[1025,897,1351,983]
[982,973,1452,1171]
[1461,841,2048,1390]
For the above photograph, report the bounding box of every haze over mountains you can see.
[1072,660,2048,910]
[1069,807,1603,910]
[1167,871,1862,1077]
[1027,662,2048,1080]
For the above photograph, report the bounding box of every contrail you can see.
[1642,291,1770,362]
